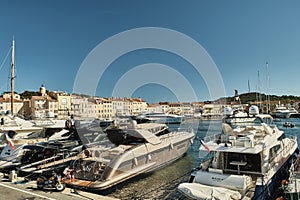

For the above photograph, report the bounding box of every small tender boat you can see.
[65,120,195,190]
[283,122,295,128]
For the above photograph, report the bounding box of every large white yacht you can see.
[271,106,291,118]
[65,120,195,190]
[271,106,299,118]
[135,112,183,124]
[178,114,298,200]
[0,115,43,139]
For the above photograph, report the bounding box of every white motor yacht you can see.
[0,115,43,138]
[65,120,195,190]
[271,106,299,118]
[136,112,183,124]
[178,114,298,200]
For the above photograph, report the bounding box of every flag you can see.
[5,133,14,150]
[200,139,210,153]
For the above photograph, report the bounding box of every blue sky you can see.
[0,0,300,103]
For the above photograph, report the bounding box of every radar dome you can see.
[130,120,138,128]
[224,107,233,116]
[249,105,259,116]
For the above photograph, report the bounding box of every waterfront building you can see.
[111,97,131,116]
[168,102,182,114]
[29,95,57,118]
[168,102,193,115]
[147,102,169,113]
[0,93,23,115]
[129,97,148,115]
[201,103,223,119]
[110,97,146,116]
[71,94,90,119]
[191,102,204,114]
[182,102,193,115]
[95,97,112,119]
[23,85,59,119]
[48,91,71,119]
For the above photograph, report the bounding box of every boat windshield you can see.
[230,114,275,129]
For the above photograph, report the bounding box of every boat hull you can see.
[253,147,299,199]
[67,132,194,190]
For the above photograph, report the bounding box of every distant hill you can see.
[218,92,300,104]
[20,90,42,99]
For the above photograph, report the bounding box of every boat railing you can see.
[224,168,262,176]
[32,118,56,127]
[268,135,297,170]
[203,133,223,143]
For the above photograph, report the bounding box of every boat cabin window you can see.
[269,144,281,163]
[225,152,261,173]
[155,128,170,136]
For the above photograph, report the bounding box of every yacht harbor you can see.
[1,3,300,198]
[1,76,300,199]
[1,113,300,199]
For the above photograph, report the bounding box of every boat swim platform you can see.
[65,178,93,187]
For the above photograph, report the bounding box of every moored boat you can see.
[0,126,83,175]
[178,114,299,200]
[283,122,295,128]
[135,112,183,124]
[271,106,299,119]
[65,120,195,190]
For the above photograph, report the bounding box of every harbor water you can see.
[100,118,300,200]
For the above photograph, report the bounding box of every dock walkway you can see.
[0,172,118,200]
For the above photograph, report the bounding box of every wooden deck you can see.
[64,178,93,187]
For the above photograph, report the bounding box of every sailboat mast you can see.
[258,70,262,111]
[248,79,250,93]
[266,61,270,113]
[11,39,15,115]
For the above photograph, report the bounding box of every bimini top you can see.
[128,128,161,145]
[125,122,166,145]
[106,121,167,145]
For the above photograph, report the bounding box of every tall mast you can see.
[11,39,15,115]
[258,70,262,111]
[266,61,270,113]
[248,79,250,93]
